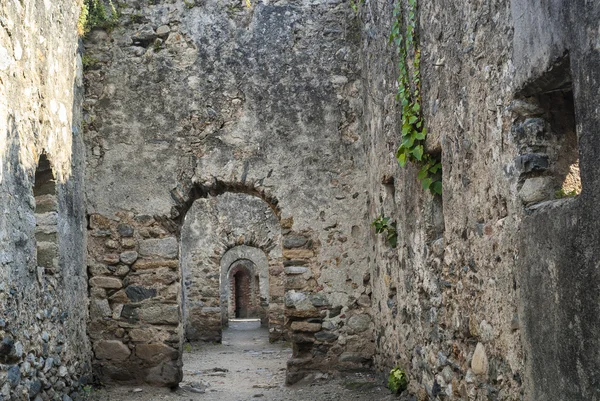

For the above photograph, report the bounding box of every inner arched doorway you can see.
[220,246,271,328]
[228,260,256,319]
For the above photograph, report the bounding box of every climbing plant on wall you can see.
[390,0,442,195]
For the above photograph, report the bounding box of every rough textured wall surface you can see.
[181,193,282,342]
[83,0,373,385]
[0,1,91,400]
[361,0,600,399]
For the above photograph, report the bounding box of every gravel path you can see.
[90,321,396,401]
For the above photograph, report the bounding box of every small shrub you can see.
[388,366,408,394]
[81,54,98,70]
[79,0,119,36]
[555,188,577,199]
[372,214,398,248]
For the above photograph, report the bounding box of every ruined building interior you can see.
[1,0,599,400]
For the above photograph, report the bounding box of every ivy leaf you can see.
[414,130,425,140]
[408,115,418,125]
[421,177,432,190]
[387,233,398,248]
[429,162,441,174]
[412,145,424,161]
[431,181,442,195]
[417,166,429,180]
[402,136,415,148]
[397,151,407,167]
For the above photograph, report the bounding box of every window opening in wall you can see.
[512,55,581,206]
[34,154,59,276]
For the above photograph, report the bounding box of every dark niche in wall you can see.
[510,54,581,207]
[34,154,59,276]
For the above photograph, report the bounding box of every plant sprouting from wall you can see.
[388,366,409,394]
[78,0,119,36]
[372,214,398,248]
[390,0,442,195]
[350,0,364,14]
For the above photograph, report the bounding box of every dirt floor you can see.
[90,320,400,401]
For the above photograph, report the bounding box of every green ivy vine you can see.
[390,0,442,195]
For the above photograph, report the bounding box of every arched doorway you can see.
[229,261,256,319]
[180,192,284,342]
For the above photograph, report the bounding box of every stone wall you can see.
[360,0,600,399]
[86,213,181,386]
[82,0,374,385]
[0,0,91,399]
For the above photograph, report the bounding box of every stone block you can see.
[285,307,321,318]
[135,343,178,364]
[283,235,308,249]
[514,153,549,173]
[89,214,111,229]
[89,276,123,289]
[156,25,170,37]
[284,266,309,275]
[113,264,130,276]
[34,194,58,213]
[120,251,138,265]
[339,352,370,364]
[125,268,178,287]
[109,289,129,303]
[284,291,307,307]
[310,293,329,307]
[347,314,371,334]
[90,298,112,319]
[283,248,314,259]
[291,333,315,344]
[290,321,321,332]
[36,241,58,269]
[471,342,488,375]
[138,304,179,325]
[133,259,179,270]
[286,276,307,290]
[125,285,157,302]
[519,177,553,203]
[103,254,120,265]
[93,340,131,361]
[117,224,134,237]
[121,238,136,248]
[145,360,182,386]
[314,331,338,342]
[139,238,178,259]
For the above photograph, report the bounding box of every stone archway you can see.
[180,192,283,343]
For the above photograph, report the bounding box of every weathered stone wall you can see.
[0,1,91,399]
[86,213,182,386]
[360,0,600,399]
[83,0,374,385]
